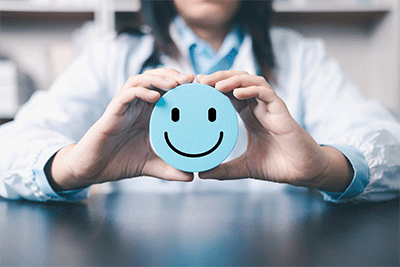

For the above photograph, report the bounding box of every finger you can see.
[234,86,290,119]
[119,86,160,104]
[215,74,270,92]
[142,157,194,182]
[234,86,292,131]
[196,70,248,86]
[144,68,195,85]
[233,85,276,102]
[108,86,160,115]
[199,155,250,180]
[212,75,272,116]
[122,74,179,91]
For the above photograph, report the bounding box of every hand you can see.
[197,71,353,192]
[48,69,195,191]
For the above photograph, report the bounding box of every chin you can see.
[175,0,240,27]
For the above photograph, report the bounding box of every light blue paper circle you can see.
[150,83,238,172]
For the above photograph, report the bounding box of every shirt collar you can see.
[172,16,244,74]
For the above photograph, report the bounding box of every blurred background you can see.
[0,0,399,123]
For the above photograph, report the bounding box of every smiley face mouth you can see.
[164,131,223,158]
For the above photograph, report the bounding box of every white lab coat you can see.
[0,26,399,203]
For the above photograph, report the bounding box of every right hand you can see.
[48,69,195,191]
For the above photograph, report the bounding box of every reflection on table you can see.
[1,187,398,266]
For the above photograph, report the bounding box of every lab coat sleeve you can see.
[0,40,112,202]
[300,38,400,203]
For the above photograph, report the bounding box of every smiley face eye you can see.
[208,108,216,122]
[171,107,179,122]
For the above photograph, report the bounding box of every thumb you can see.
[142,157,194,182]
[199,155,250,180]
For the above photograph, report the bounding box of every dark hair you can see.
[139,0,275,79]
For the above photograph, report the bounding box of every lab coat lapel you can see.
[230,34,259,76]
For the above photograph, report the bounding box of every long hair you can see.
[139,0,275,79]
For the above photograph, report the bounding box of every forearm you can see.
[46,128,121,192]
[0,122,89,201]
[310,146,354,193]
[45,144,84,192]
[324,128,400,203]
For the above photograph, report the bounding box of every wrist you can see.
[46,144,93,191]
[312,146,354,192]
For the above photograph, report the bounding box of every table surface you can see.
[1,187,399,266]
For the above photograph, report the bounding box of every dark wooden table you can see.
[1,187,398,266]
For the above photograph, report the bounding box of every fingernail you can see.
[164,77,174,83]
[146,90,158,99]
[196,74,204,83]
[178,73,188,78]
[216,80,227,87]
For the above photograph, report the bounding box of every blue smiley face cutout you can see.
[150,83,238,172]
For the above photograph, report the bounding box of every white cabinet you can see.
[273,0,400,118]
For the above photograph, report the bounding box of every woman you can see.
[0,0,399,202]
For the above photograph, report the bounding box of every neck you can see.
[186,23,230,52]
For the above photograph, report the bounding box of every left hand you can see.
[196,71,353,192]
